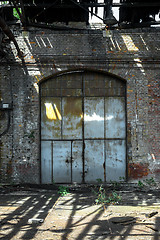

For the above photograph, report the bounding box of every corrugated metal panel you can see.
[105,140,126,181]
[72,141,83,183]
[105,97,126,138]
[63,97,82,139]
[41,141,52,184]
[85,140,104,182]
[84,98,104,139]
[53,141,71,183]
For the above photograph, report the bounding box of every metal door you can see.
[105,97,126,181]
[40,70,126,183]
[84,98,105,182]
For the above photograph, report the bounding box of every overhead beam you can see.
[31,0,59,21]
[119,20,160,29]
[69,0,104,22]
[112,2,160,7]
[1,2,160,8]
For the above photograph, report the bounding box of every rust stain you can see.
[6,159,13,176]
[76,120,82,129]
[53,62,57,70]
[112,64,116,71]
[128,163,149,179]
[64,98,82,117]
[107,51,114,53]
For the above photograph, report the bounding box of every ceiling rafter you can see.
[0,1,160,28]
[69,0,104,22]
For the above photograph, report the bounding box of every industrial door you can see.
[40,70,126,183]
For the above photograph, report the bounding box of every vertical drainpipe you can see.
[0,16,23,58]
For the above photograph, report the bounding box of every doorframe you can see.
[39,68,127,184]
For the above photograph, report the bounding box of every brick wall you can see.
[0,26,160,183]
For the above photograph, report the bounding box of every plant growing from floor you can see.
[95,185,106,204]
[137,177,157,189]
[137,180,145,189]
[109,177,125,190]
[96,178,103,184]
[58,186,69,196]
[144,177,157,186]
[119,176,125,181]
[110,180,121,190]
[94,185,122,205]
[106,191,122,204]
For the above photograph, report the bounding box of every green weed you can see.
[137,177,157,189]
[94,184,122,205]
[58,186,69,196]
[110,180,121,189]
[110,177,125,190]
[119,176,125,181]
[95,185,106,204]
[138,180,145,189]
[105,191,122,204]
[144,177,156,186]
[96,178,103,184]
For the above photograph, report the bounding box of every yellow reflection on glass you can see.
[54,104,62,120]
[45,103,62,120]
[45,103,56,120]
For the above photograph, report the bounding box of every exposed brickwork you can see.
[0,26,160,183]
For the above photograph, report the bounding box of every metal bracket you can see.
[0,102,13,110]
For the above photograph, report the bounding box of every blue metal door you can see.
[40,70,126,183]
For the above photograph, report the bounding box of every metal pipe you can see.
[0,16,23,58]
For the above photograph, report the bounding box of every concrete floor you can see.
[0,184,160,240]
